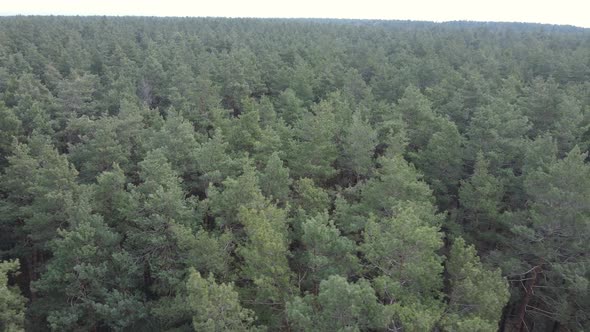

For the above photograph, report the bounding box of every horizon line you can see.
[0,14,588,29]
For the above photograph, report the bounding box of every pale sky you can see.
[1,0,588,28]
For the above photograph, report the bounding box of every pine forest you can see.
[0,16,589,331]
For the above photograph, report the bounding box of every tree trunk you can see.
[516,265,542,332]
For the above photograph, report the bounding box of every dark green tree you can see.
[34,198,145,331]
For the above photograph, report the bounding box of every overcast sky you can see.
[1,0,588,28]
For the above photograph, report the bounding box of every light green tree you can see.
[194,129,238,192]
[298,212,359,290]
[259,152,292,204]
[187,268,260,332]
[0,260,26,332]
[441,237,509,332]
[207,162,264,229]
[238,203,293,328]
[287,275,387,332]
[362,204,443,301]
[288,99,338,183]
[340,111,378,178]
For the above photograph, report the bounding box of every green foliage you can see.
[348,155,440,233]
[130,149,194,228]
[1,136,79,251]
[238,204,293,301]
[276,88,306,125]
[120,150,199,328]
[413,119,464,207]
[144,111,201,188]
[459,152,505,247]
[340,111,378,177]
[466,95,531,172]
[291,178,331,216]
[384,300,444,332]
[93,163,130,228]
[187,269,260,332]
[298,212,359,289]
[34,202,146,331]
[194,129,237,191]
[287,276,387,332]
[0,102,22,167]
[0,16,589,331]
[514,146,590,330]
[259,152,292,204]
[362,204,443,300]
[207,162,264,228]
[394,86,440,152]
[57,73,100,117]
[0,260,26,332]
[288,99,339,182]
[442,237,509,331]
[237,203,293,328]
[67,116,131,181]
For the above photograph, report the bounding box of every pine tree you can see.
[207,162,263,229]
[92,163,131,229]
[238,203,293,327]
[364,156,436,216]
[291,178,331,216]
[122,150,197,327]
[362,204,443,301]
[361,203,446,332]
[288,99,338,183]
[34,197,145,331]
[0,102,22,168]
[67,117,130,182]
[413,119,464,208]
[0,260,26,332]
[0,135,80,298]
[287,275,386,331]
[275,88,306,125]
[56,72,100,117]
[466,97,531,172]
[186,268,260,332]
[298,212,359,291]
[340,111,378,178]
[394,86,440,152]
[259,152,292,204]
[510,145,590,330]
[441,237,509,332]
[144,110,201,190]
[459,152,505,249]
[194,129,237,193]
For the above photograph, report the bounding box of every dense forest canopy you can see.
[0,16,589,331]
